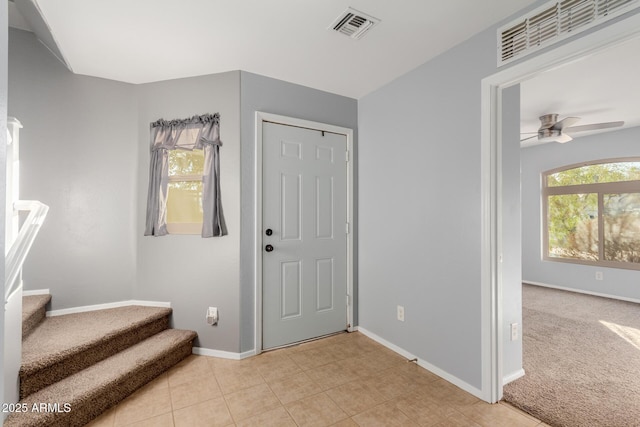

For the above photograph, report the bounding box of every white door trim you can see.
[481,11,640,403]
[254,111,355,354]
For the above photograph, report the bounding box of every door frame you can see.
[482,11,640,403]
[254,111,355,354]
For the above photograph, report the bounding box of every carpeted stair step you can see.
[22,294,51,338]
[5,328,197,427]
[20,305,173,399]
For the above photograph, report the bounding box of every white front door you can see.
[262,121,348,350]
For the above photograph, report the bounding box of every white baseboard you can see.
[193,347,256,360]
[357,327,485,401]
[503,368,525,385]
[523,280,640,304]
[23,289,50,296]
[46,300,171,317]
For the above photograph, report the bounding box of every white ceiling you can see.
[9,0,639,142]
[10,0,539,99]
[520,35,640,146]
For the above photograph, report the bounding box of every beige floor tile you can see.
[325,379,387,416]
[84,406,116,427]
[113,386,172,426]
[289,346,342,369]
[224,382,281,421]
[216,364,265,394]
[285,392,349,427]
[362,368,421,400]
[339,355,385,379]
[267,371,322,404]
[351,401,419,426]
[256,353,302,382]
[392,393,450,425]
[86,333,544,427]
[416,379,479,413]
[363,348,406,371]
[167,355,215,387]
[395,361,441,385]
[306,361,359,391]
[169,375,223,410]
[144,372,170,391]
[127,412,175,427]
[349,334,386,353]
[432,410,482,427]
[235,406,296,427]
[459,401,540,427]
[324,341,365,361]
[331,418,360,426]
[172,397,233,427]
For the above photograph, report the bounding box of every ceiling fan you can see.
[521,113,624,143]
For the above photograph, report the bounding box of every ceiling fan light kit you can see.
[521,113,624,144]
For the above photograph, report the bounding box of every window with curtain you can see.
[144,113,227,237]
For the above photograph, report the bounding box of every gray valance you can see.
[144,113,227,237]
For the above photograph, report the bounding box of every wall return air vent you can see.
[329,7,380,40]
[498,0,639,65]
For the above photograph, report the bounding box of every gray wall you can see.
[239,71,358,352]
[357,0,640,391]
[501,85,523,379]
[7,29,358,354]
[522,126,640,301]
[8,28,137,307]
[1,0,9,414]
[136,72,242,352]
[358,26,498,389]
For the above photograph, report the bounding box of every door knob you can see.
[265,228,273,236]
[265,244,274,252]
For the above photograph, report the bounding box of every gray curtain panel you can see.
[144,113,227,237]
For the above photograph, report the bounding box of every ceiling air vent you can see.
[330,7,380,40]
[498,0,639,66]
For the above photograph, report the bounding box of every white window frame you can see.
[542,157,640,270]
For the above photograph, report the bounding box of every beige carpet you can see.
[503,284,640,427]
[5,297,197,427]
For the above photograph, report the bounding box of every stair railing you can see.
[4,200,49,303]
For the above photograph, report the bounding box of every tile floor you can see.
[86,332,548,427]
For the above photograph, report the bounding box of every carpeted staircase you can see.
[5,295,197,427]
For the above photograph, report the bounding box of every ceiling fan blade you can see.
[520,135,538,142]
[555,133,573,143]
[565,121,624,134]
[551,116,580,130]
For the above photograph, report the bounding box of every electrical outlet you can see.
[206,307,218,325]
[510,323,519,341]
[595,271,604,280]
[397,305,405,322]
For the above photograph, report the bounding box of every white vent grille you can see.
[498,0,639,65]
[329,7,380,40]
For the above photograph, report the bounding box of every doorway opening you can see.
[483,11,640,403]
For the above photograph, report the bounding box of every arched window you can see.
[543,158,640,270]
